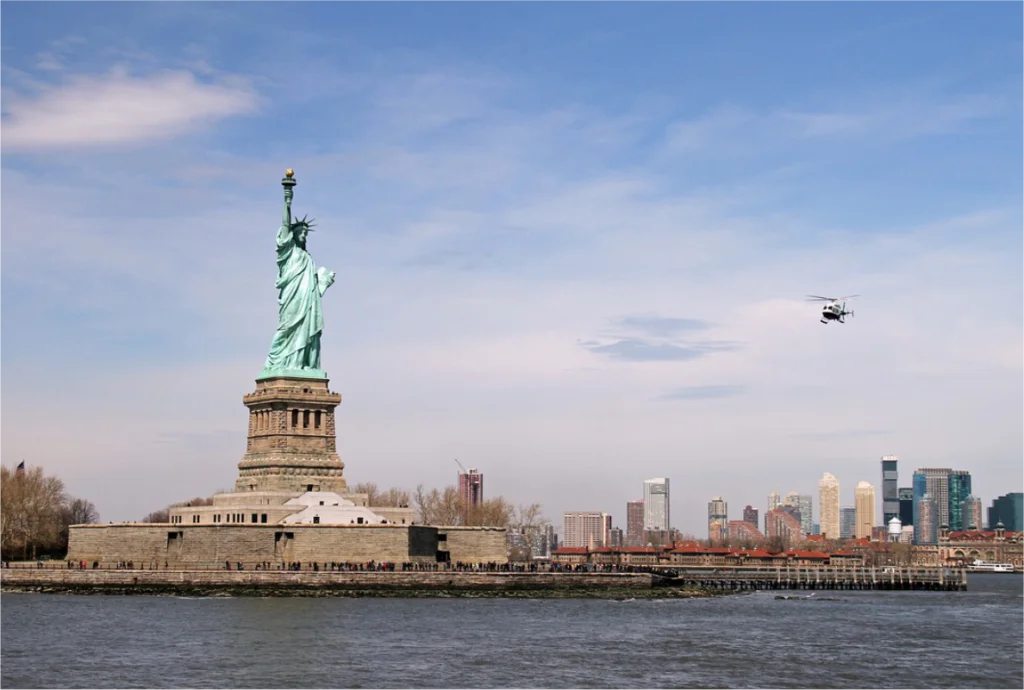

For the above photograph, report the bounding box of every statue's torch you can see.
[282,168,296,206]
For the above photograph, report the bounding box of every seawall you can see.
[0,569,715,599]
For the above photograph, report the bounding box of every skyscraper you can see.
[783,491,801,507]
[961,496,983,531]
[840,507,856,539]
[913,468,972,539]
[988,493,1023,532]
[563,511,610,548]
[644,478,670,532]
[798,495,813,536]
[819,473,840,539]
[708,496,728,542]
[743,505,759,528]
[766,491,780,533]
[854,481,876,539]
[898,487,914,526]
[881,456,899,524]
[916,493,938,544]
[626,500,645,546]
[839,505,856,536]
[458,468,484,509]
[947,471,972,532]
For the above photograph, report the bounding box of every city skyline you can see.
[2,3,1021,534]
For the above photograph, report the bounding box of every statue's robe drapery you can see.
[260,224,331,377]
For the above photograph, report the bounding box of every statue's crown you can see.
[292,214,316,231]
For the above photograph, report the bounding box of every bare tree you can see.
[63,498,99,526]
[414,484,463,525]
[1,466,23,556]
[139,495,213,523]
[508,503,549,560]
[1,464,69,559]
[57,498,100,554]
[353,484,409,507]
[172,496,214,508]
[349,482,380,506]
[379,487,410,508]
[141,508,171,524]
[465,496,515,527]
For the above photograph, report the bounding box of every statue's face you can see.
[296,226,309,245]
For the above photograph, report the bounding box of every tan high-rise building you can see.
[563,511,610,548]
[819,473,841,539]
[626,500,645,546]
[707,496,728,543]
[854,481,876,539]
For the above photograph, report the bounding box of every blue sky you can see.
[2,3,1021,534]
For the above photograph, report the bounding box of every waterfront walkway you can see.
[1,563,967,592]
[656,566,967,591]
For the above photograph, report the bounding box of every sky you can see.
[2,3,1021,536]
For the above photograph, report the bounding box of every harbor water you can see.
[2,574,1021,688]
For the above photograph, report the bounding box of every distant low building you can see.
[551,543,865,568]
[939,524,1023,568]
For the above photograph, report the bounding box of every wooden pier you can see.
[654,566,967,591]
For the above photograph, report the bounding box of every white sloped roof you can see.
[280,492,388,525]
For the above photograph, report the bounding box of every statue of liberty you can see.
[258,169,335,379]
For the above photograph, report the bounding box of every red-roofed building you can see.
[727,549,786,567]
[668,544,733,567]
[828,549,866,567]
[588,546,662,566]
[551,544,901,569]
[783,550,830,566]
[551,547,589,565]
[939,525,1022,568]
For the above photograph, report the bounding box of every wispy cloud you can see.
[582,316,740,363]
[1,67,259,151]
[663,92,1010,157]
[581,338,739,363]
[665,106,753,152]
[779,93,1007,140]
[659,385,747,401]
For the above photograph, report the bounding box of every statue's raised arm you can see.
[258,169,335,381]
[277,168,295,249]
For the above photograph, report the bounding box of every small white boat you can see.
[966,559,1014,573]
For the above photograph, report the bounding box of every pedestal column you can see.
[235,376,347,493]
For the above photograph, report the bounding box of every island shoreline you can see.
[0,569,735,599]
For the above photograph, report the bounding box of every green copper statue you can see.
[258,169,336,380]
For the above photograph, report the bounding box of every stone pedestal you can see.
[235,376,347,494]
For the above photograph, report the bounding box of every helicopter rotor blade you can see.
[838,294,860,300]
[805,295,836,302]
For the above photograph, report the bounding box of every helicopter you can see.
[806,295,859,324]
